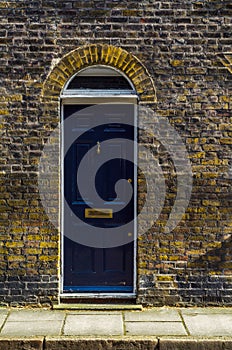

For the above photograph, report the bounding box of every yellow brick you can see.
[191,235,205,241]
[219,95,230,102]
[201,172,218,178]
[27,235,43,241]
[177,95,187,102]
[8,255,24,262]
[39,255,58,261]
[192,103,202,109]
[173,241,184,247]
[159,248,170,253]
[172,118,184,123]
[208,242,222,248]
[186,82,198,88]
[159,255,168,261]
[203,144,220,151]
[190,152,205,159]
[0,109,9,115]
[169,256,179,261]
[122,9,139,16]
[188,249,206,256]
[24,248,42,255]
[187,207,206,213]
[220,262,232,269]
[170,60,184,67]
[8,200,27,207]
[24,137,41,144]
[157,275,174,282]
[202,200,220,206]
[220,138,232,144]
[29,213,45,220]
[5,94,22,102]
[40,242,57,248]
[0,2,8,8]
[5,242,24,248]
[202,158,222,165]
[187,138,207,144]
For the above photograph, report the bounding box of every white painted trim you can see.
[60,98,138,298]
[60,102,65,295]
[133,103,138,295]
[61,96,138,104]
[60,97,138,298]
[60,293,136,299]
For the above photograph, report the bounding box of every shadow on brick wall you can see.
[176,235,232,305]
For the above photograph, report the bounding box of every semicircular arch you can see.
[41,44,156,103]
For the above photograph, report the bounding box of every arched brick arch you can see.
[41,44,157,103]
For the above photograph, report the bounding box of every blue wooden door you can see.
[63,104,135,293]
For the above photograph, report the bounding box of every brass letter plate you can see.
[85,208,113,219]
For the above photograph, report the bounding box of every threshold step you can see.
[53,303,143,311]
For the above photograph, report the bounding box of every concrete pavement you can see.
[0,306,231,349]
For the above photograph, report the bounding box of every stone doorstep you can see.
[53,303,143,311]
[0,337,231,350]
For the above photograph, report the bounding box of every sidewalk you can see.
[0,306,231,349]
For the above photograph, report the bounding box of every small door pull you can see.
[128,178,132,183]
[97,141,100,154]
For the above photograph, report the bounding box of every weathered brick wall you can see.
[0,0,231,306]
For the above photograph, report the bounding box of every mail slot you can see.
[85,208,113,219]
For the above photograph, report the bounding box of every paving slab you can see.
[7,309,65,321]
[64,314,123,336]
[0,320,63,336]
[45,337,158,350]
[125,321,187,336]
[0,309,8,330]
[0,309,65,336]
[181,308,232,315]
[125,308,181,322]
[181,308,232,336]
[0,308,8,315]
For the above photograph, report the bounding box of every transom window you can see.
[62,66,136,96]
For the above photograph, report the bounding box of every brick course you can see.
[0,0,231,306]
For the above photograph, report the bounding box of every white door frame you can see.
[59,93,138,299]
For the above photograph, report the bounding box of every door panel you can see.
[63,104,135,293]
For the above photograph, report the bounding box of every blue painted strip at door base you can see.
[63,286,133,292]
